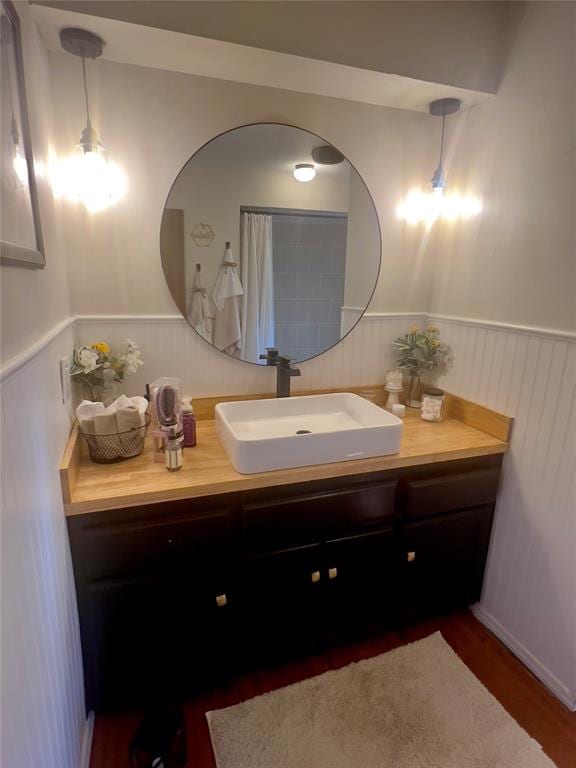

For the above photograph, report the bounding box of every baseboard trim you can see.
[78,711,95,768]
[0,315,75,386]
[472,604,576,711]
[429,314,576,343]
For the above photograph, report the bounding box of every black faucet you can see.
[259,348,301,397]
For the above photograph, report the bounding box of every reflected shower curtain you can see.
[240,213,275,363]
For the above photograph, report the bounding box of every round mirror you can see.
[161,123,381,365]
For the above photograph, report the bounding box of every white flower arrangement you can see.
[70,339,144,400]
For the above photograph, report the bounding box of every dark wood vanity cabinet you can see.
[67,455,502,711]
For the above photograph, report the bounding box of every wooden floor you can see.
[90,610,576,768]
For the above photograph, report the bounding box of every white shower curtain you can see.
[240,213,275,363]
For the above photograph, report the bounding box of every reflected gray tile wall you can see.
[273,213,347,361]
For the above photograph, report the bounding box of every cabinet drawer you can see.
[78,508,233,581]
[241,482,396,550]
[402,468,500,520]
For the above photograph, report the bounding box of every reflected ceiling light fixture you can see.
[56,27,126,212]
[293,163,316,182]
[312,145,344,165]
[397,97,482,225]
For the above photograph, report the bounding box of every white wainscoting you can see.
[2,307,573,768]
[429,314,576,710]
[77,311,576,710]
[75,313,427,398]
[1,324,87,767]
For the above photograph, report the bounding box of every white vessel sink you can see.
[215,393,403,474]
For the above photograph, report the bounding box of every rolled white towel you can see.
[116,405,141,433]
[76,400,106,421]
[79,418,96,435]
[93,412,119,435]
[129,396,148,426]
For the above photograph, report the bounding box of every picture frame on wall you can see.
[0,0,45,268]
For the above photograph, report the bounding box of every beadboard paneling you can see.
[41,311,576,714]
[75,313,427,398]
[430,315,576,710]
[0,325,87,767]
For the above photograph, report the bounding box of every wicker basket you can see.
[80,414,151,463]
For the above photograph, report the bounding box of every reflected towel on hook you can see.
[188,264,215,343]
[212,244,244,356]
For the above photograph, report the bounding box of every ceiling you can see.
[33,1,513,94]
[32,4,496,113]
[186,123,352,181]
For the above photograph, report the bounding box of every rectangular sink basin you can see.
[215,393,403,474]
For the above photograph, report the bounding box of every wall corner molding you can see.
[0,315,75,386]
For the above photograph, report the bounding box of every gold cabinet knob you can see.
[311,570,321,583]
[328,567,338,580]
[216,593,228,608]
[407,551,416,562]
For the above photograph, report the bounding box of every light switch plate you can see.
[59,356,71,406]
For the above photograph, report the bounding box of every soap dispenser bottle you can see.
[182,398,197,447]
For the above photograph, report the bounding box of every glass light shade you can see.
[54,144,127,213]
[293,163,316,182]
[396,188,482,225]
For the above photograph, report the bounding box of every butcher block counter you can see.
[60,387,512,516]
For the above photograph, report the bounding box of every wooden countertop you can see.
[61,391,512,516]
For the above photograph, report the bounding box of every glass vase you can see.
[81,375,122,406]
[406,372,423,408]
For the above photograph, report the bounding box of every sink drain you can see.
[296,429,312,435]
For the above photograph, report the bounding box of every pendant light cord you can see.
[81,55,91,125]
[438,113,446,170]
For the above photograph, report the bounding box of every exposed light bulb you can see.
[53,147,127,213]
[293,163,316,182]
[396,188,482,225]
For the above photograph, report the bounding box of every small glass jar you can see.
[420,387,445,422]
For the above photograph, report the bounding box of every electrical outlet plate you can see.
[59,356,71,405]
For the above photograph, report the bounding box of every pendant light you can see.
[57,28,126,212]
[397,97,482,225]
[60,28,104,153]
[429,97,460,193]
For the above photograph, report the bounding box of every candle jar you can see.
[420,387,445,422]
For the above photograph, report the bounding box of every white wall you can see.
[430,1,576,709]
[47,51,437,321]
[0,6,86,767]
[37,0,513,94]
[430,2,576,334]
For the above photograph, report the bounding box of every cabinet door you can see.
[237,542,325,664]
[399,505,494,615]
[323,527,397,634]
[81,570,237,711]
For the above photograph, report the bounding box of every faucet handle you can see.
[279,356,301,375]
[259,348,279,365]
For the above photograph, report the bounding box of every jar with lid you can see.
[420,387,445,422]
